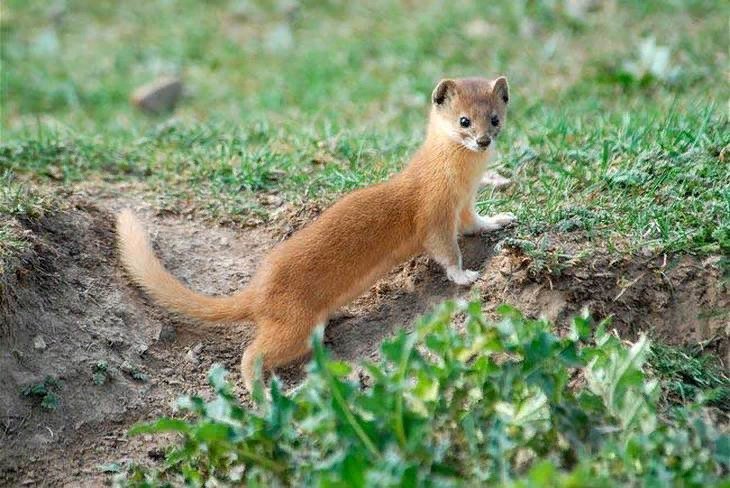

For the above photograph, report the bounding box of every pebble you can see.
[120,360,134,374]
[33,335,47,351]
[185,343,203,365]
[134,343,149,356]
[131,76,182,113]
[156,324,176,342]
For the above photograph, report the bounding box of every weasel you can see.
[117,76,515,391]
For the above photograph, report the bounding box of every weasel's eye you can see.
[459,116,471,128]
[491,115,500,127]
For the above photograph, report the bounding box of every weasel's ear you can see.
[493,76,509,104]
[432,79,456,106]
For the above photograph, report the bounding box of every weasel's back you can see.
[257,177,421,311]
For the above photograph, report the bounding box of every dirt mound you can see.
[0,203,157,480]
[0,196,277,485]
[0,194,727,485]
[477,249,729,363]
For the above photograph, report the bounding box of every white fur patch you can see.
[477,212,517,231]
[446,266,480,285]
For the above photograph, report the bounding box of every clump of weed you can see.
[496,236,576,277]
[92,360,110,386]
[121,361,149,383]
[0,171,57,273]
[119,302,728,486]
[0,171,53,219]
[21,376,61,410]
[649,344,730,412]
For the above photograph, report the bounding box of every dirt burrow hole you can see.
[1,198,727,484]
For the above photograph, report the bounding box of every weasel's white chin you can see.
[454,138,479,152]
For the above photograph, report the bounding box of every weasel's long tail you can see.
[116,209,255,322]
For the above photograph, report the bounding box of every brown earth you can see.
[1,188,727,486]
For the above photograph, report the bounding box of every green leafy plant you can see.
[121,361,150,383]
[93,360,110,386]
[130,369,149,383]
[119,302,728,486]
[21,376,61,410]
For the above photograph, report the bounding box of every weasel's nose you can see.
[476,135,491,148]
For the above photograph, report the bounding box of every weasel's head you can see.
[429,76,509,152]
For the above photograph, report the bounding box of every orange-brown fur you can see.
[116,76,514,391]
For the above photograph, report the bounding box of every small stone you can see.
[262,194,283,207]
[33,335,47,351]
[156,324,176,342]
[185,349,199,365]
[185,343,203,365]
[45,165,64,180]
[131,77,183,114]
[134,343,149,356]
[120,360,134,374]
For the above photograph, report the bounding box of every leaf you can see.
[41,391,59,410]
[131,369,149,382]
[93,371,107,386]
[326,360,353,377]
[495,303,522,319]
[208,363,229,392]
[570,314,592,341]
[339,450,366,487]
[528,460,558,484]
[195,422,232,443]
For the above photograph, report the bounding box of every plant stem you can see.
[323,367,381,459]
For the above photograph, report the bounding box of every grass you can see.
[1,0,728,256]
[0,172,58,270]
[649,343,730,411]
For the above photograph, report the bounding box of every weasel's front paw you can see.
[446,267,480,286]
[478,212,517,231]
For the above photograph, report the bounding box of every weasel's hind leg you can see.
[240,318,317,392]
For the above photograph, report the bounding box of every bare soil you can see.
[1,187,727,486]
